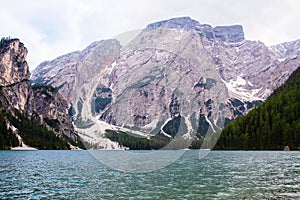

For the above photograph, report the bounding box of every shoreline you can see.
[4,149,300,151]
[11,146,38,150]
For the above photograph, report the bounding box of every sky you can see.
[0,0,299,70]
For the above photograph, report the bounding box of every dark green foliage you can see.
[215,67,300,150]
[63,134,86,150]
[94,97,111,112]
[189,138,204,149]
[31,84,59,102]
[31,83,58,93]
[105,129,171,150]
[44,118,60,132]
[7,110,70,150]
[224,118,232,127]
[0,106,70,150]
[0,109,19,150]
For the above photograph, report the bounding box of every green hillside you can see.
[0,108,19,149]
[0,107,71,150]
[215,67,300,150]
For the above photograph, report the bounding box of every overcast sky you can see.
[1,0,299,70]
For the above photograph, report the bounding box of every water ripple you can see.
[0,150,299,199]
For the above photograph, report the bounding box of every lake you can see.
[0,150,299,199]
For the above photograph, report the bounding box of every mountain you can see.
[31,40,121,104]
[214,67,300,150]
[0,38,83,150]
[31,17,300,149]
[32,39,123,149]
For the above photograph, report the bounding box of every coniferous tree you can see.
[215,67,300,150]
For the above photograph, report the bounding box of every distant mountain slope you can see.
[215,67,300,150]
[31,40,121,104]
[31,17,300,149]
[0,38,83,149]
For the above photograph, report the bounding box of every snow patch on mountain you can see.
[205,115,216,133]
[222,77,264,101]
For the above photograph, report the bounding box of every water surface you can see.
[0,150,299,199]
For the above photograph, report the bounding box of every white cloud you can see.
[0,0,299,70]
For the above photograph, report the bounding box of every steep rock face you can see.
[31,40,121,104]
[31,17,300,148]
[0,39,30,86]
[102,26,229,137]
[0,81,31,112]
[269,39,300,59]
[146,17,200,30]
[31,39,123,149]
[146,17,245,43]
[0,39,31,113]
[0,38,78,145]
[268,39,300,88]
[91,83,112,114]
[204,40,277,100]
[215,66,300,150]
[213,25,244,43]
[29,85,76,140]
[203,38,299,101]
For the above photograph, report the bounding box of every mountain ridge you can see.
[146,17,245,43]
[31,17,300,149]
[0,38,82,150]
[215,66,300,150]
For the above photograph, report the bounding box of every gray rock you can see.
[31,39,121,105]
[269,39,300,59]
[213,25,245,43]
[146,16,200,30]
[0,39,78,144]
[0,39,30,86]
[31,17,300,148]
[29,85,76,141]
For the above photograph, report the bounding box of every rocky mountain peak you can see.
[146,17,245,43]
[0,38,30,86]
[146,16,201,30]
[213,25,244,43]
[0,38,81,148]
[269,39,300,59]
[31,17,299,149]
[31,39,121,104]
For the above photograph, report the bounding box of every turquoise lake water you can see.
[0,150,299,199]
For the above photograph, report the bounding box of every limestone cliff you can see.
[31,17,300,149]
[0,38,81,149]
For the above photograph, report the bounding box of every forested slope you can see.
[215,67,300,150]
